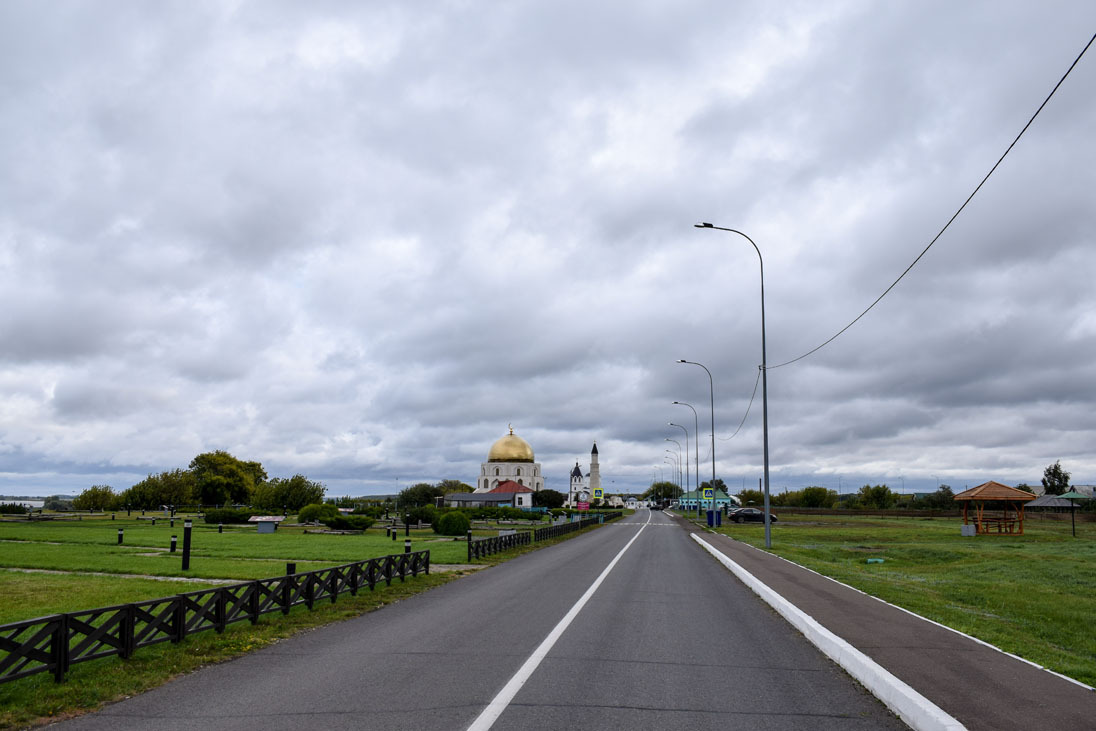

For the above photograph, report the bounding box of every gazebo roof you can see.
[953,481,1035,502]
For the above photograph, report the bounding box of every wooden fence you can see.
[0,550,429,686]
[468,512,623,561]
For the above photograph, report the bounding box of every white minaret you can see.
[589,442,601,496]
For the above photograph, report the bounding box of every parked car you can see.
[732,508,777,523]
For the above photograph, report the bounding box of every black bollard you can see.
[391,526,396,541]
[170,518,174,528]
[286,562,296,575]
[218,523,223,534]
[404,514,410,537]
[151,518,156,526]
[111,513,115,520]
[404,538,411,554]
[127,505,131,517]
[170,535,177,553]
[182,520,192,570]
[117,528,124,545]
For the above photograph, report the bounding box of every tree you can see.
[436,479,474,494]
[532,489,566,508]
[252,475,326,512]
[1015,483,1035,494]
[190,451,262,506]
[855,484,896,509]
[1041,461,1070,496]
[398,482,443,507]
[73,485,117,511]
[737,488,763,506]
[921,485,955,510]
[643,481,682,504]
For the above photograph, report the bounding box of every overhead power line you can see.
[770,31,1096,370]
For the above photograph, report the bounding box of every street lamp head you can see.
[695,222,714,228]
[676,359,687,363]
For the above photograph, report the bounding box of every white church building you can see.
[567,442,601,507]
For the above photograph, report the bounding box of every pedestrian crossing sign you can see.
[703,488,714,498]
[593,488,603,499]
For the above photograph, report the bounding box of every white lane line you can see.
[692,534,965,731]
[466,512,652,731]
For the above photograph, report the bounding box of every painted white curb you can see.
[692,534,966,731]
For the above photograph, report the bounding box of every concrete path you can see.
[686,519,1096,731]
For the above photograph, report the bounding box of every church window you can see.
[516,467,522,476]
[495,468,500,476]
[483,479,488,489]
[518,479,524,486]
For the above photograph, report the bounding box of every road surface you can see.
[54,509,904,730]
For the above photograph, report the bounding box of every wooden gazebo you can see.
[954,481,1036,535]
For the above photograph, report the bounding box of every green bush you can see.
[435,511,471,536]
[404,505,437,525]
[203,508,255,524]
[322,514,374,531]
[0,503,28,514]
[297,503,339,523]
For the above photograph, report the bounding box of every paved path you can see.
[52,510,904,730]
[687,518,1096,731]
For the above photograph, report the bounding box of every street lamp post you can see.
[694,223,772,548]
[665,439,683,492]
[678,360,717,520]
[665,450,680,489]
[673,401,701,518]
[668,422,690,499]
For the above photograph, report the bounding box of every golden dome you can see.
[487,426,535,463]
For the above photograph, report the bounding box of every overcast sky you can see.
[2,1,1095,498]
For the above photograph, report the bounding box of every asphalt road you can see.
[53,510,905,730]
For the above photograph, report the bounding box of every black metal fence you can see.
[0,550,429,686]
[468,512,624,561]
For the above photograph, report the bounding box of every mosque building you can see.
[567,442,601,507]
[473,426,544,493]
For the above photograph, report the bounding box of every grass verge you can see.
[0,571,462,730]
[703,512,1096,686]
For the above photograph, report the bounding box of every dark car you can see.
[732,508,777,523]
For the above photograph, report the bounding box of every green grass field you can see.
[0,517,487,625]
[708,512,1096,686]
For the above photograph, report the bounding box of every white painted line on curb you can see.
[466,511,652,731]
[692,533,966,731]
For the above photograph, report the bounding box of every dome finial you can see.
[508,423,513,435]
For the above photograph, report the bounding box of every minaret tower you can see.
[589,442,601,496]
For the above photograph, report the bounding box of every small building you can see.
[678,489,737,511]
[954,481,1036,535]
[248,515,286,534]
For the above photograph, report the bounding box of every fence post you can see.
[52,614,68,682]
[182,520,192,571]
[172,597,186,643]
[467,530,472,561]
[215,587,226,633]
[249,581,260,624]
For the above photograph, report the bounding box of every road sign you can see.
[576,502,590,511]
[593,488,603,499]
[703,488,714,499]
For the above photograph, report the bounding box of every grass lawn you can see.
[707,512,1096,686]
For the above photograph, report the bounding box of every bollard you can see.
[127,505,131,517]
[404,538,411,554]
[286,562,296,575]
[152,518,156,526]
[182,520,192,571]
[218,523,223,534]
[170,518,174,528]
[117,528,124,545]
[111,513,115,520]
[405,514,410,537]
[391,526,396,541]
[170,535,177,553]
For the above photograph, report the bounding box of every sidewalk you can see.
[682,521,1096,731]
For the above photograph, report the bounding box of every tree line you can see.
[71,450,326,512]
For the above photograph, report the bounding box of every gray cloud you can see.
[2,1,1095,498]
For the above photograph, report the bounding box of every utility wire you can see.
[717,366,761,441]
[770,31,1096,370]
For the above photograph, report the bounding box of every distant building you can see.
[474,426,544,493]
[566,442,600,507]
